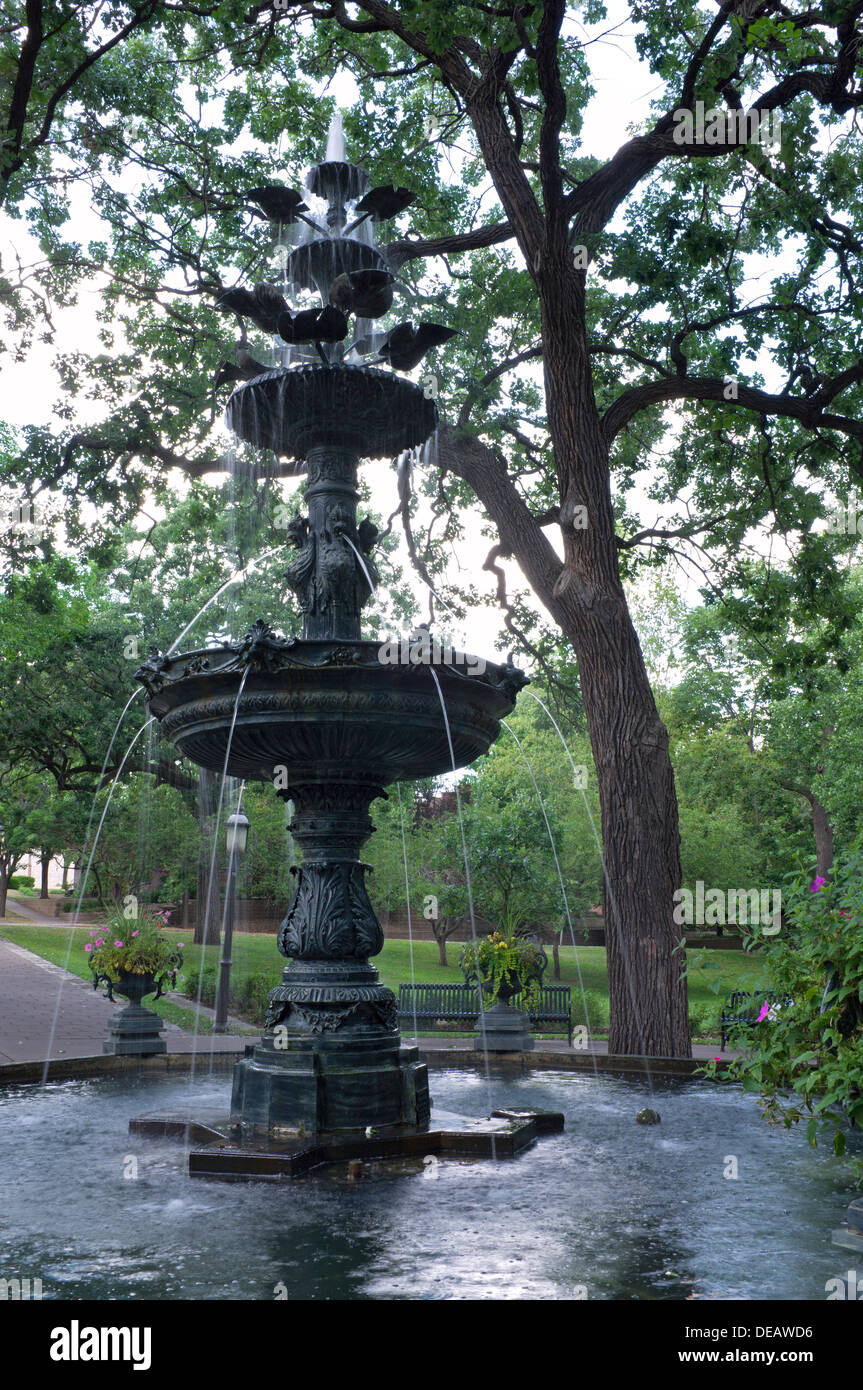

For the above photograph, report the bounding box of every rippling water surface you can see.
[0,1069,856,1300]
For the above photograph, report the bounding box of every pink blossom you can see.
[94,938,103,947]
[756,1002,770,1023]
[114,940,123,947]
[810,876,826,893]
[839,909,851,917]
[84,944,92,952]
[131,930,138,937]
[714,1057,721,1062]
[177,942,184,948]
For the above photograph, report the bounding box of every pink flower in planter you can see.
[839,909,851,917]
[177,942,184,948]
[131,931,138,937]
[114,940,123,948]
[810,876,826,892]
[84,944,92,953]
[756,1002,771,1023]
[94,938,103,947]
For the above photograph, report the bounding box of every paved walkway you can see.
[0,936,254,1063]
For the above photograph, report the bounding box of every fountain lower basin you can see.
[2,1068,858,1300]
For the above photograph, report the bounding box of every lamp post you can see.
[214,810,249,1033]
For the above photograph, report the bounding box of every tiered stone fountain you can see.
[133,125,562,1177]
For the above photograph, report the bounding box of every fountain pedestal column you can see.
[230,784,430,1134]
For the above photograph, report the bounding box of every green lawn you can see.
[0,922,766,1037]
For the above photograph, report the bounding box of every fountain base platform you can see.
[129,1105,564,1181]
[230,1036,431,1135]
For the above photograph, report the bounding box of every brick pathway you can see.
[0,937,251,1063]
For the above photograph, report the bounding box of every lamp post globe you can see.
[214,809,250,1033]
[226,812,250,857]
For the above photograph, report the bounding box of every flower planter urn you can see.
[462,939,547,1054]
[94,968,170,1057]
[475,970,535,1053]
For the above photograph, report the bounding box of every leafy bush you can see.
[688,1001,721,1039]
[182,966,278,1025]
[183,965,217,1008]
[704,854,863,1177]
[9,874,35,891]
[571,988,608,1034]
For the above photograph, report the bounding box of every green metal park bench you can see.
[397,982,573,1045]
[719,989,793,1052]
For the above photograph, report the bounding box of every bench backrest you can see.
[397,983,479,1014]
[722,989,793,1020]
[398,982,571,1018]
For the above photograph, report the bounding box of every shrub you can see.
[571,988,609,1034]
[9,875,35,891]
[183,965,217,1008]
[704,854,863,1177]
[688,1002,721,1039]
[181,967,278,1024]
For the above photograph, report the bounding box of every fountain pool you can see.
[1,1068,856,1301]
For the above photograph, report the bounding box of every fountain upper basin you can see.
[139,639,527,785]
[226,364,437,465]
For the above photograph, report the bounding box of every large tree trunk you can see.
[40,851,51,899]
[0,868,8,918]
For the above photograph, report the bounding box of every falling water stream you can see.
[500,719,601,1082]
[428,667,495,1125]
[190,666,251,1083]
[206,779,246,1069]
[394,783,420,1045]
[35,685,145,1084]
[522,689,654,1067]
[40,715,156,1086]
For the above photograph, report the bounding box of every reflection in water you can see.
[0,1070,856,1301]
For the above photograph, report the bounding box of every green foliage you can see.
[705,854,863,1179]
[86,904,183,986]
[688,1000,721,1040]
[460,931,544,1011]
[89,773,199,903]
[571,988,608,1035]
[182,963,277,1025]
